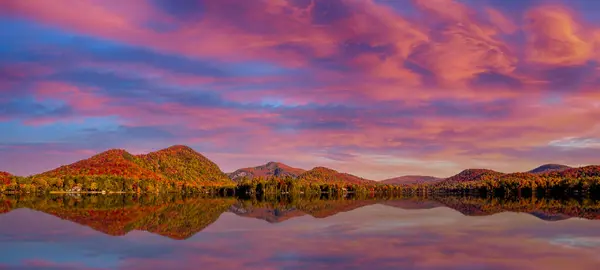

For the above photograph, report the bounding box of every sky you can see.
[1,0,600,179]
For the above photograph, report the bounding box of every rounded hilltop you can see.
[147,145,199,156]
[228,161,306,181]
[265,161,284,168]
[34,145,234,189]
[163,145,195,151]
[299,166,374,184]
[41,147,162,180]
[309,166,339,173]
[92,148,131,158]
[442,169,504,183]
[528,164,571,174]
[138,145,232,186]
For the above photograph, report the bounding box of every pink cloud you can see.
[485,7,519,34]
[1,0,600,178]
[410,0,518,84]
[524,5,596,65]
[34,82,110,111]
[21,259,110,270]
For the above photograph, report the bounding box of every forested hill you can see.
[528,164,571,174]
[228,162,305,181]
[2,146,600,196]
[1,146,234,193]
[297,167,375,184]
[136,145,232,186]
[41,149,165,181]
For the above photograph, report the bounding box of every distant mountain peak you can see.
[139,146,231,185]
[264,161,285,169]
[84,148,135,162]
[164,145,194,151]
[458,168,499,174]
[442,168,504,183]
[528,164,571,174]
[298,166,374,184]
[310,166,339,173]
[94,148,129,157]
[228,162,306,181]
[381,175,441,185]
[152,145,199,155]
[539,165,600,178]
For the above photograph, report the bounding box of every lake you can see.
[1,195,600,270]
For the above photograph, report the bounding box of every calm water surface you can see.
[1,195,600,270]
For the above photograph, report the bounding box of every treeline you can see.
[0,174,401,195]
[235,176,407,196]
[4,170,600,197]
[431,175,600,197]
[0,175,235,195]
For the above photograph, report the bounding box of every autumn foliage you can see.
[431,166,600,196]
[442,169,505,183]
[42,149,165,181]
[136,145,232,187]
[41,146,233,187]
[1,146,235,194]
[3,145,600,197]
[297,167,375,184]
[0,171,11,185]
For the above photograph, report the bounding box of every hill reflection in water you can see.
[2,194,600,269]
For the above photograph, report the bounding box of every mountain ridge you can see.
[228,161,305,182]
[37,145,234,188]
[381,175,442,185]
[137,145,232,186]
[440,169,505,183]
[1,145,598,189]
[297,166,375,184]
[40,148,164,181]
[528,164,571,174]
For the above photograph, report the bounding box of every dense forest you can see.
[430,166,600,197]
[2,146,600,197]
[0,171,11,185]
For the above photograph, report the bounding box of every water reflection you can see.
[1,194,600,269]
